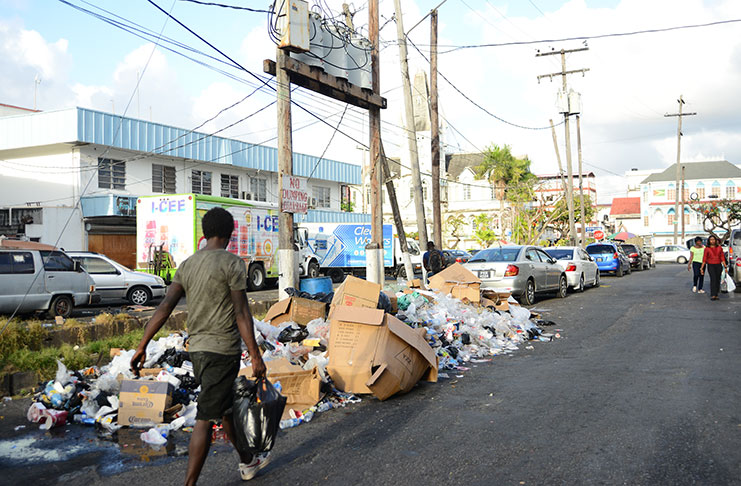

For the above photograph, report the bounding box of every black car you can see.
[442,249,473,267]
[620,244,650,270]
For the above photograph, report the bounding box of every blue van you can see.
[586,242,632,277]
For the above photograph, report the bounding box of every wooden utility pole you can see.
[393,0,429,252]
[549,120,569,202]
[576,114,586,247]
[537,47,589,246]
[381,142,415,279]
[276,47,297,299]
[366,0,383,283]
[681,164,686,242]
[430,9,442,249]
[664,95,696,244]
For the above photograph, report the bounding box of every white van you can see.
[0,240,99,317]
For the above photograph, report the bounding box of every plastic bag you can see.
[232,376,286,455]
[725,271,736,292]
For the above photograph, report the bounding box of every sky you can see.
[1,0,740,203]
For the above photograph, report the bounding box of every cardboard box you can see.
[382,290,398,314]
[264,297,327,326]
[330,275,381,309]
[118,380,173,426]
[428,263,481,303]
[327,306,438,401]
[407,278,425,289]
[239,358,324,419]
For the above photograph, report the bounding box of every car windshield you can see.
[733,231,741,244]
[621,245,638,253]
[469,248,520,262]
[545,249,573,260]
[586,245,614,255]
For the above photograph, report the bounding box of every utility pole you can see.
[664,95,696,244]
[366,0,384,283]
[681,165,686,242]
[381,142,415,280]
[576,114,586,247]
[276,47,297,299]
[393,0,429,252]
[549,119,569,201]
[430,9,442,249]
[537,47,589,246]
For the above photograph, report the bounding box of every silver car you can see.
[463,245,568,305]
[544,246,600,292]
[67,251,166,306]
[653,245,691,264]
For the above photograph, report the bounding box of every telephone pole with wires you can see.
[664,95,696,244]
[537,47,589,246]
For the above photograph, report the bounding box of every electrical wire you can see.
[178,0,272,12]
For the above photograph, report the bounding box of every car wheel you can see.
[328,268,346,283]
[520,279,536,306]
[557,275,568,298]
[577,273,585,292]
[677,256,688,264]
[307,261,320,278]
[49,295,73,318]
[594,271,600,287]
[127,286,152,306]
[627,265,632,275]
[616,266,624,277]
[247,263,266,291]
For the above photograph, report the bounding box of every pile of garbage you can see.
[26,263,559,440]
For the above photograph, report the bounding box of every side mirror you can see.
[73,261,82,272]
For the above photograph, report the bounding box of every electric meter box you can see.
[276,0,310,53]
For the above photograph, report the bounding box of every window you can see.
[39,251,75,271]
[221,174,239,198]
[463,185,471,200]
[250,177,267,202]
[340,185,351,209]
[422,181,428,200]
[525,249,541,262]
[191,170,212,195]
[490,186,495,200]
[711,181,721,197]
[667,210,675,226]
[98,158,126,190]
[726,181,736,199]
[0,252,34,274]
[313,186,331,208]
[152,164,176,193]
[696,183,705,199]
[682,183,689,201]
[75,256,118,274]
[667,184,676,201]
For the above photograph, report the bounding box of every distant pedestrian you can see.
[700,234,727,301]
[687,236,705,294]
[423,241,444,278]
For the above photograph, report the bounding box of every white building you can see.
[640,160,741,246]
[0,106,364,268]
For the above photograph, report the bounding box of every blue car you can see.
[586,242,632,277]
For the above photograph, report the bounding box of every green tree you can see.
[547,194,596,241]
[473,213,497,248]
[475,144,537,201]
[444,215,466,249]
[688,198,741,242]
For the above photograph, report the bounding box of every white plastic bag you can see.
[725,271,736,292]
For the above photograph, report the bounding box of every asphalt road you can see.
[1,264,739,485]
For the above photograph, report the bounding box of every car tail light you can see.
[736,257,741,267]
[630,253,638,258]
[504,264,519,276]
[456,257,462,263]
[613,252,619,259]
[565,263,577,272]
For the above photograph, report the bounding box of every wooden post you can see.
[276,47,297,298]
[430,9,442,249]
[366,0,383,284]
[681,164,686,242]
[664,96,695,244]
[381,142,415,280]
[560,50,576,246]
[577,114,586,247]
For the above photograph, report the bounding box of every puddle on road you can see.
[0,424,232,477]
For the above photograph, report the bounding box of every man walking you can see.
[131,207,269,484]
[423,241,444,279]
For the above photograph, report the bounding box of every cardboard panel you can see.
[118,380,173,426]
[330,275,381,308]
[265,297,326,327]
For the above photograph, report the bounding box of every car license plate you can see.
[596,257,603,262]
[478,270,491,278]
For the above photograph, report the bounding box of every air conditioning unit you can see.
[308,197,317,209]
[241,192,252,200]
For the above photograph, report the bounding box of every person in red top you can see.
[700,234,727,300]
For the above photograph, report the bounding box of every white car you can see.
[67,252,166,305]
[544,246,600,292]
[653,245,692,264]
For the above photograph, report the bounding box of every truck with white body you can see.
[136,194,320,290]
[298,223,423,282]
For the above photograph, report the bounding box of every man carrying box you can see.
[131,207,268,484]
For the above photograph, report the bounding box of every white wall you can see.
[24,206,85,251]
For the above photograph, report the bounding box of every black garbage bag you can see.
[284,287,335,303]
[376,291,393,314]
[232,376,286,454]
[277,324,309,343]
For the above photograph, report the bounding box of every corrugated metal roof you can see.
[641,161,741,184]
[0,107,361,185]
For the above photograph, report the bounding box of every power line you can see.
[177,0,272,12]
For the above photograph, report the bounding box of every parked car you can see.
[67,251,166,305]
[620,243,650,270]
[642,245,656,268]
[544,246,600,292]
[653,245,692,264]
[586,242,632,277]
[442,249,473,267]
[0,240,99,318]
[463,245,568,305]
[729,228,741,286]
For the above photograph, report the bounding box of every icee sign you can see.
[281,176,308,214]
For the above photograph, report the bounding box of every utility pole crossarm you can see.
[536,47,589,57]
[537,68,590,82]
[664,112,697,117]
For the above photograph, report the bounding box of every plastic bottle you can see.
[279,418,301,429]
